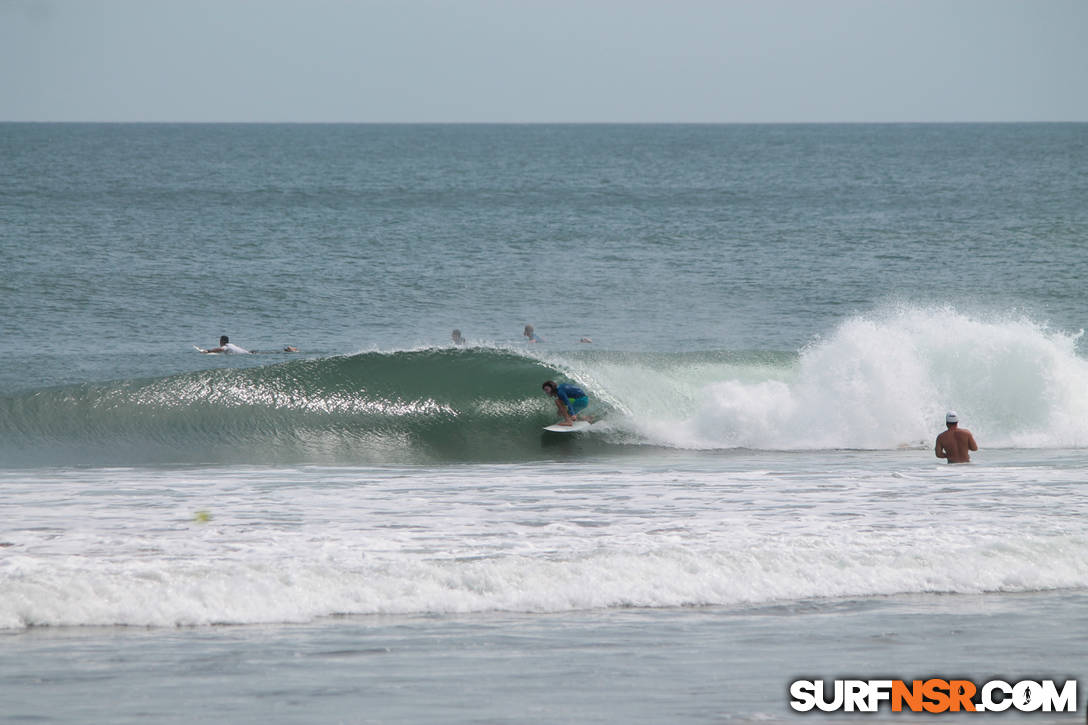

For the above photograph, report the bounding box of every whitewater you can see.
[4,454,1088,630]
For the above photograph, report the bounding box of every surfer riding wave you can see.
[542,380,593,426]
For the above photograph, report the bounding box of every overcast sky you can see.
[2,0,1086,122]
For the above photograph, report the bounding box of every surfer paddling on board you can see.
[199,335,251,354]
[542,380,593,426]
[935,411,978,463]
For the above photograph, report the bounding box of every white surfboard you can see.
[194,345,217,354]
[543,420,592,433]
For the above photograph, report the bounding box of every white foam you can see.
[550,306,1088,450]
[4,531,1086,629]
[3,459,1088,629]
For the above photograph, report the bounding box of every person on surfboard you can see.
[199,335,251,354]
[935,411,978,463]
[542,380,592,426]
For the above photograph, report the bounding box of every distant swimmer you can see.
[199,335,251,354]
[579,337,593,344]
[524,324,543,343]
[542,380,593,426]
[451,329,465,345]
[283,346,299,352]
[935,411,978,463]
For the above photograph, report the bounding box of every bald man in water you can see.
[935,411,978,463]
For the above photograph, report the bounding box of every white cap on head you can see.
[946,411,959,424]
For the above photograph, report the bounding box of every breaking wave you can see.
[3,307,1087,464]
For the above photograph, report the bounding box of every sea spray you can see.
[671,307,1088,450]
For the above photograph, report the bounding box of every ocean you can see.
[1,123,1086,723]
